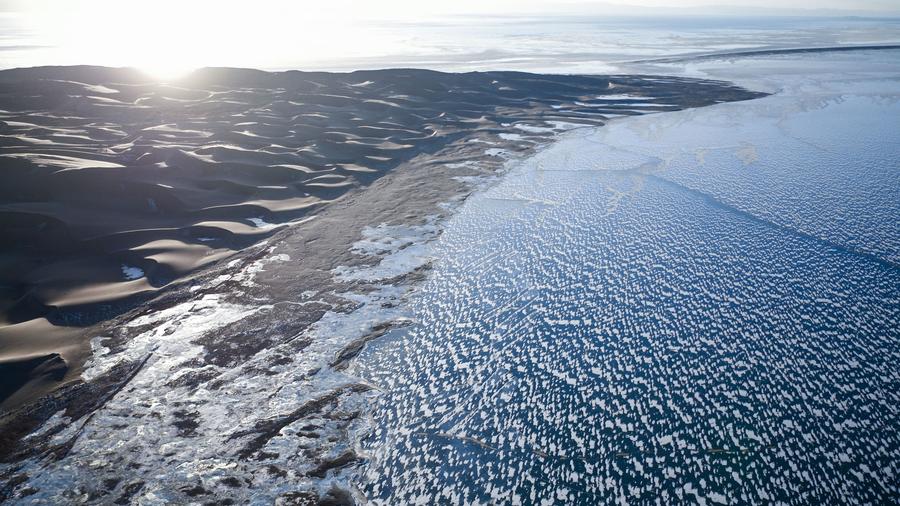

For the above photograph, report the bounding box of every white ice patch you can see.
[334,218,440,282]
[120,264,144,280]
[499,133,526,141]
[512,123,556,134]
[708,492,729,505]
[598,93,648,100]
[349,220,440,257]
[81,294,255,382]
[248,217,274,228]
[335,244,433,283]
[206,242,288,291]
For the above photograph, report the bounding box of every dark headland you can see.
[0,65,764,502]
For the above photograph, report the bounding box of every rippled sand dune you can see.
[0,65,764,503]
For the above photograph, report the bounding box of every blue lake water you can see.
[350,50,900,504]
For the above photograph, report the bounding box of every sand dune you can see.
[0,67,757,323]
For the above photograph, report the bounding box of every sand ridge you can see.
[0,67,754,324]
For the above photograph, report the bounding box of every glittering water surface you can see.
[350,51,900,504]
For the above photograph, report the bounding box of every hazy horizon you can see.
[1,1,900,78]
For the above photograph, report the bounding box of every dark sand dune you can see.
[0,66,764,490]
[4,69,707,316]
[0,69,757,316]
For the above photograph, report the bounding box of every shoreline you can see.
[341,49,900,504]
[631,43,900,64]
[0,67,765,503]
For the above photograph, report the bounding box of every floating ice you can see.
[349,50,900,504]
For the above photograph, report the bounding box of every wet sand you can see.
[0,65,763,502]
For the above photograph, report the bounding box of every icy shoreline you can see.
[0,69,765,503]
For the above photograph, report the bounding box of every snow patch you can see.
[120,264,144,280]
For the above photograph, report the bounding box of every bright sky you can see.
[1,0,898,77]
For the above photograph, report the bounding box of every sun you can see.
[36,0,214,78]
[136,60,198,82]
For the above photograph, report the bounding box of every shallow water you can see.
[351,51,900,503]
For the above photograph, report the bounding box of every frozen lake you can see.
[350,49,900,503]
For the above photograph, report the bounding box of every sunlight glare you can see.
[27,0,393,78]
